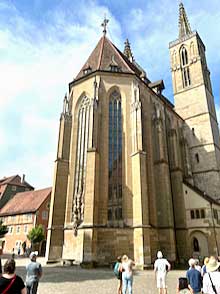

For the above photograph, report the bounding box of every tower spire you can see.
[123,39,134,62]
[178,2,192,38]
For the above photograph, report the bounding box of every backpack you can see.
[113,262,121,279]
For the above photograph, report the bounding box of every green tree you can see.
[0,219,8,237]
[27,225,45,246]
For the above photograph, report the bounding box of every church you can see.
[46,3,220,267]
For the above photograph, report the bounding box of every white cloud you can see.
[0,0,122,188]
[0,0,220,188]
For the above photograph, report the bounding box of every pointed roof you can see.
[179,2,192,38]
[75,35,142,80]
[0,174,34,190]
[0,187,52,216]
[123,39,134,62]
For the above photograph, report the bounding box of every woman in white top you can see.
[203,256,220,294]
[120,255,135,294]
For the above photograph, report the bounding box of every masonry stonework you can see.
[46,3,220,266]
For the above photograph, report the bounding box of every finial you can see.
[63,93,67,114]
[178,2,192,38]
[124,39,134,62]
[101,15,109,35]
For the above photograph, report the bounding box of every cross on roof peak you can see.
[101,15,109,35]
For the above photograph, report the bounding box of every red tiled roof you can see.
[75,35,142,80]
[0,187,52,216]
[0,175,19,185]
[0,175,34,189]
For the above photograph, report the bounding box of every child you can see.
[176,277,193,294]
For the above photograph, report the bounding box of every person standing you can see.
[194,259,202,273]
[26,252,42,294]
[201,257,209,277]
[203,256,220,294]
[176,277,193,294]
[0,259,26,294]
[121,255,135,294]
[154,251,171,294]
[0,257,2,276]
[114,256,122,294]
[22,241,27,256]
[186,258,202,294]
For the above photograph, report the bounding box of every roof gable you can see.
[0,187,52,216]
[0,175,20,186]
[183,180,220,205]
[75,36,142,80]
[0,175,34,189]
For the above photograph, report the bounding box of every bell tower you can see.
[169,2,220,200]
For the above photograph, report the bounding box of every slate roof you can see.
[183,180,220,205]
[0,187,52,216]
[75,35,142,80]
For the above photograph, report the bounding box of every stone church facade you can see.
[46,3,220,266]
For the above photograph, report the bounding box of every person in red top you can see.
[0,259,26,294]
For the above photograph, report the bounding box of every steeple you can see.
[178,2,192,38]
[123,39,134,62]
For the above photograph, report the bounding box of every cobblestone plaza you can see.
[1,256,186,294]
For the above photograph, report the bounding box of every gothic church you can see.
[46,3,220,266]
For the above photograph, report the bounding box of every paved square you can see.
[1,256,186,293]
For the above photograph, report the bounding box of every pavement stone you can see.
[1,256,187,294]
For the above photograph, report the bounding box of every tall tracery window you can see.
[108,91,122,223]
[180,46,191,88]
[73,96,90,225]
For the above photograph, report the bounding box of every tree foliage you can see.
[0,219,8,237]
[27,225,45,244]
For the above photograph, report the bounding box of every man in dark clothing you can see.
[26,252,42,294]
[186,258,202,294]
[0,258,2,275]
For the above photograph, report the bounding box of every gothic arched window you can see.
[193,237,200,252]
[180,47,191,88]
[108,91,122,223]
[73,96,90,225]
[181,47,188,66]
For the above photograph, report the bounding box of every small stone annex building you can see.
[46,3,220,266]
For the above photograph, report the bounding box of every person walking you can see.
[26,252,42,294]
[203,256,220,294]
[121,255,135,294]
[186,258,202,294]
[0,259,26,294]
[11,248,15,259]
[154,251,171,294]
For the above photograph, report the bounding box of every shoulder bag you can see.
[208,273,217,294]
[1,275,16,294]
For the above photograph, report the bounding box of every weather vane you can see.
[101,15,109,35]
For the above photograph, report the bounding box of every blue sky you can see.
[0,0,220,188]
